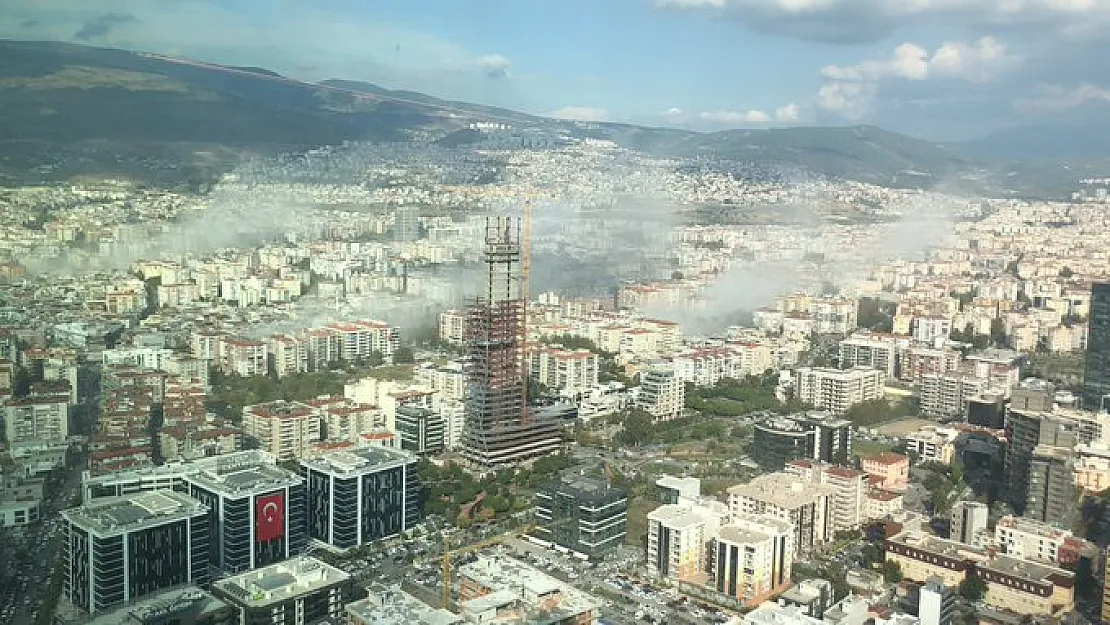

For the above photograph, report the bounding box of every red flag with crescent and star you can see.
[256,493,284,542]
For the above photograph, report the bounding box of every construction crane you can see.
[441,523,539,610]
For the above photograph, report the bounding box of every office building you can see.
[184,453,306,574]
[967,393,1006,429]
[54,585,235,625]
[636,360,685,420]
[300,446,420,551]
[394,406,445,455]
[647,498,729,581]
[62,491,210,614]
[714,515,795,606]
[752,413,853,471]
[949,501,988,545]
[1085,282,1110,410]
[785,461,866,533]
[656,475,701,504]
[346,584,464,625]
[4,395,69,443]
[918,578,955,625]
[728,473,835,555]
[242,400,322,461]
[534,471,628,559]
[792,367,884,415]
[456,554,601,624]
[463,217,563,467]
[212,556,352,625]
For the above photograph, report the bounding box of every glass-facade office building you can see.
[534,472,628,559]
[1084,282,1110,410]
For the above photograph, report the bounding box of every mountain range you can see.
[0,39,1104,197]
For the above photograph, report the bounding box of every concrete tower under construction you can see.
[463,216,562,468]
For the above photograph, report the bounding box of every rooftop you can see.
[299,445,417,477]
[57,585,230,625]
[213,556,349,608]
[347,585,462,625]
[647,503,711,529]
[728,472,838,509]
[62,490,207,536]
[456,554,600,625]
[718,525,771,546]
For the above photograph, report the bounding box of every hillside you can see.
[0,39,1010,191]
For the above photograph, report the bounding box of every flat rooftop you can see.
[300,445,417,477]
[647,503,710,530]
[63,490,207,536]
[346,585,463,625]
[727,473,837,509]
[718,525,770,546]
[55,585,229,625]
[457,554,600,624]
[213,556,349,608]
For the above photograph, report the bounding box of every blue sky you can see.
[5,0,1110,140]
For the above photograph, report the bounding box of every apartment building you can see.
[243,400,323,461]
[728,473,835,555]
[994,515,1093,567]
[785,460,867,533]
[267,333,307,378]
[898,346,961,384]
[636,361,685,421]
[950,501,989,545]
[859,452,909,492]
[714,515,795,607]
[438,309,468,346]
[646,498,729,581]
[792,367,884,415]
[529,346,599,399]
[219,338,267,377]
[4,396,69,443]
[920,373,989,419]
[673,345,773,388]
[838,334,904,377]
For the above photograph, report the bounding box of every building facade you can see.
[792,367,884,415]
[212,556,352,625]
[534,472,628,559]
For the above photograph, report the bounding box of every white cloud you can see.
[817,82,876,119]
[547,106,612,122]
[821,37,1014,83]
[700,109,773,124]
[1015,82,1110,111]
[775,102,801,121]
[665,107,684,116]
[476,54,511,79]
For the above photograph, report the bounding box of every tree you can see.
[1059,266,1074,278]
[989,318,1008,348]
[393,347,415,364]
[881,560,903,583]
[958,575,987,602]
[619,410,655,446]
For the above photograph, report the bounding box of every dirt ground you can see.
[876,418,934,436]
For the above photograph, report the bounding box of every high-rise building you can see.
[534,471,628,559]
[393,206,420,242]
[1084,282,1110,410]
[299,446,420,552]
[646,498,729,581]
[727,473,835,556]
[62,491,210,614]
[919,577,955,625]
[463,217,562,467]
[950,501,988,544]
[785,461,866,533]
[394,406,445,455]
[212,556,352,625]
[714,515,794,606]
[838,334,902,377]
[1025,445,1076,525]
[1102,554,1110,625]
[183,453,306,574]
[751,413,853,471]
[1005,409,1078,514]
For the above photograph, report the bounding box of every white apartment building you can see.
[673,344,773,388]
[920,373,989,419]
[636,361,685,420]
[715,515,795,606]
[4,397,69,443]
[813,298,858,335]
[438,310,468,346]
[784,460,867,533]
[994,515,1089,567]
[913,317,953,345]
[322,321,400,363]
[219,338,267,377]
[727,473,835,555]
[838,334,904,377]
[905,425,958,464]
[646,499,729,581]
[101,347,174,371]
[792,367,884,416]
[242,400,322,460]
[267,334,307,378]
[529,347,599,399]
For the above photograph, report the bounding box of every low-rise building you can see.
[860,452,909,492]
[211,556,352,625]
[456,553,601,624]
[534,471,627,559]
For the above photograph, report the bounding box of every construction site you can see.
[461,214,564,469]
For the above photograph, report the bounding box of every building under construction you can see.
[462,216,562,468]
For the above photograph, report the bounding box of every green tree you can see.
[989,318,1008,348]
[958,576,987,602]
[881,560,903,583]
[393,347,414,364]
[619,410,656,446]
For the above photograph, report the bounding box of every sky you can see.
[5,0,1110,140]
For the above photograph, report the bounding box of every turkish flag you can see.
[256,493,285,542]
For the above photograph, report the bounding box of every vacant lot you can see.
[876,418,934,437]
